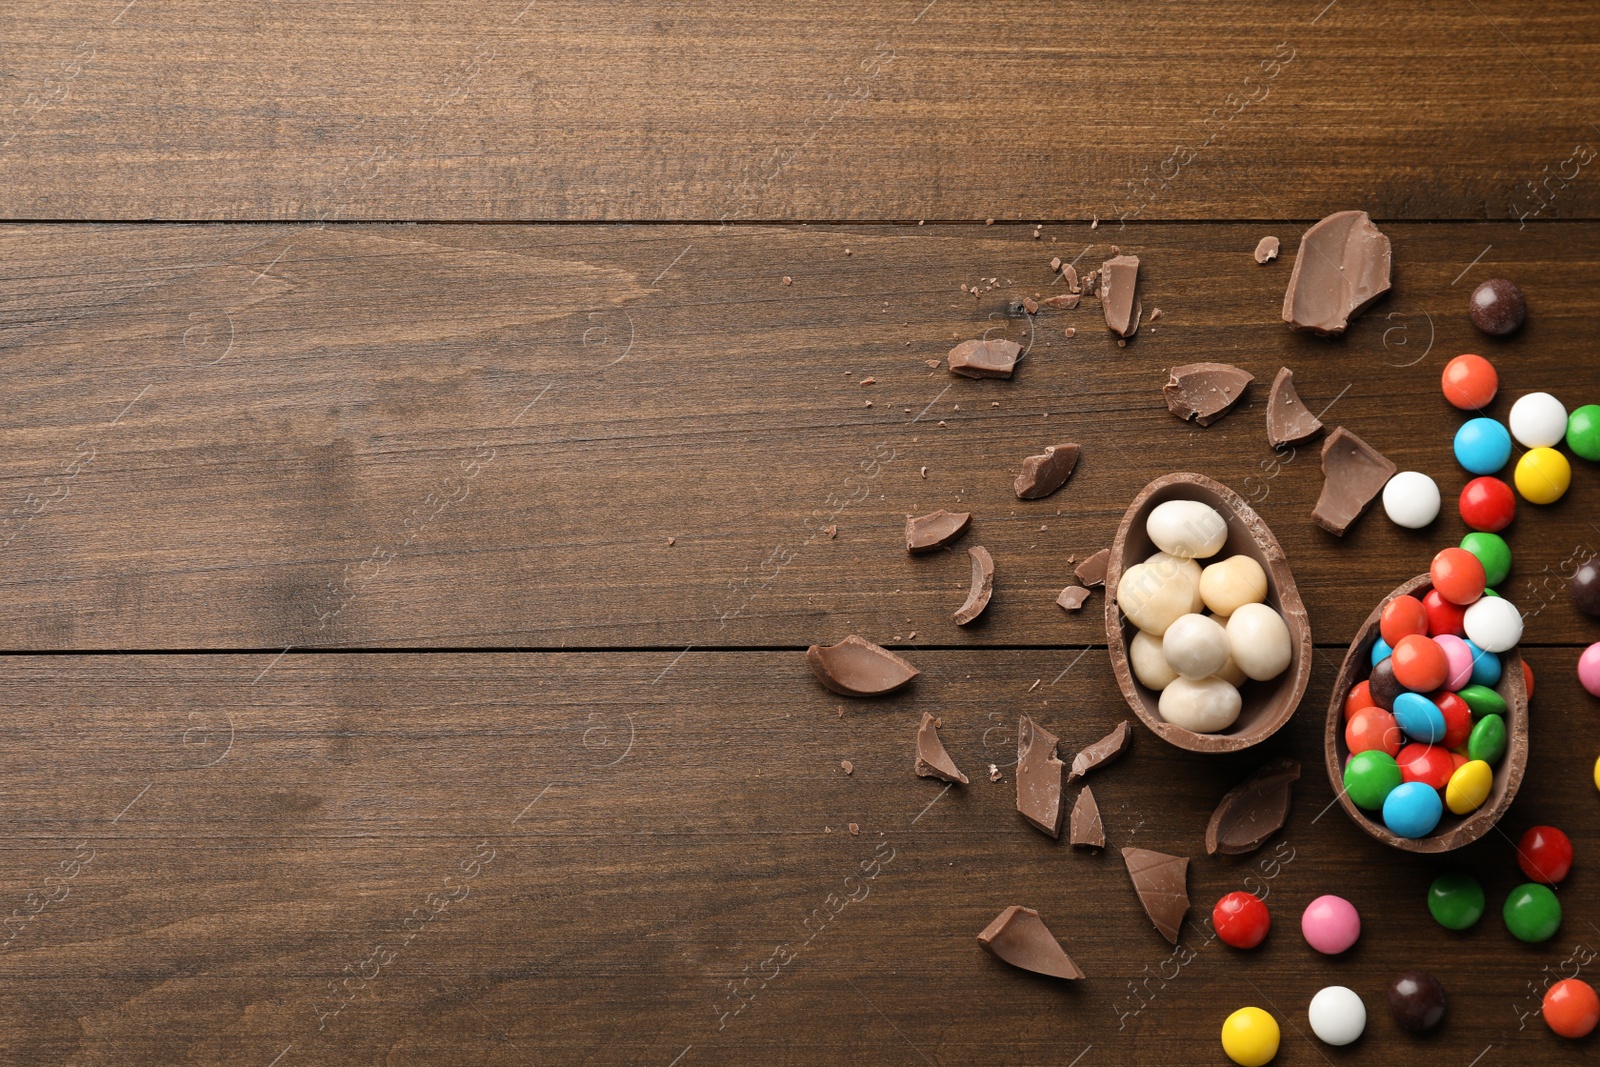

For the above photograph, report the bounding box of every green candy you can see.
[1504,882,1562,942]
[1458,684,1508,719]
[1567,404,1600,462]
[1461,532,1511,587]
[1468,713,1508,764]
[1345,750,1403,810]
[1428,872,1486,930]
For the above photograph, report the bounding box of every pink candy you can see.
[1301,894,1361,955]
[1434,634,1475,691]
[1581,643,1600,699]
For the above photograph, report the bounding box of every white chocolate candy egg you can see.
[1217,651,1248,686]
[1146,499,1228,559]
[1158,676,1242,733]
[1162,613,1231,680]
[1117,556,1202,636]
[1199,554,1269,616]
[1145,551,1205,613]
[1130,629,1179,690]
[1226,603,1293,681]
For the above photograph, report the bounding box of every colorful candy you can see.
[1383,780,1443,837]
[1370,638,1392,667]
[1431,548,1486,605]
[1434,634,1475,690]
[1458,478,1515,532]
[1343,680,1374,719]
[1567,403,1600,461]
[1504,882,1561,942]
[1516,825,1573,884]
[1391,635,1448,692]
[1307,986,1366,1046]
[1459,532,1511,586]
[1467,713,1507,764]
[1581,643,1600,698]
[1463,595,1522,652]
[1389,971,1448,1033]
[1444,759,1492,814]
[1435,692,1472,748]
[1301,895,1360,954]
[1544,979,1600,1039]
[1456,682,1507,718]
[1392,693,1446,744]
[1441,353,1498,410]
[1212,891,1271,949]
[1382,471,1440,529]
[1427,872,1485,930]
[1199,555,1268,616]
[1368,657,1402,710]
[1346,707,1401,757]
[1468,641,1501,687]
[1509,392,1569,448]
[1397,743,1453,789]
[1221,1007,1279,1067]
[1573,560,1600,618]
[1469,277,1526,336]
[1344,750,1402,809]
[1514,446,1571,504]
[1422,589,1467,637]
[1379,595,1428,646]
[1454,417,1512,475]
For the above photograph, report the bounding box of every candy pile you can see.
[1115,499,1292,733]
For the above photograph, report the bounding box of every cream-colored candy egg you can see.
[1146,551,1206,614]
[1158,676,1243,733]
[1162,613,1231,680]
[1199,554,1268,617]
[1207,614,1250,685]
[1130,629,1179,690]
[1226,602,1293,681]
[1146,499,1228,559]
[1117,555,1203,636]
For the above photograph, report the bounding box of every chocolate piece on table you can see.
[948,338,1022,379]
[1164,362,1254,427]
[976,906,1085,980]
[1099,254,1141,338]
[1074,549,1110,588]
[1069,720,1132,782]
[905,509,971,553]
[1069,786,1105,848]
[1014,443,1080,500]
[1040,293,1080,310]
[1312,426,1397,536]
[914,711,969,784]
[1254,236,1279,264]
[1016,715,1066,837]
[1205,757,1301,856]
[1055,585,1091,612]
[1122,847,1190,944]
[953,546,995,626]
[1281,210,1392,336]
[1266,366,1324,448]
[805,636,919,697]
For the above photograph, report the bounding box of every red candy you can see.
[1423,590,1467,638]
[1398,743,1454,790]
[1433,692,1473,749]
[1544,978,1600,1039]
[1517,825,1573,884]
[1392,634,1449,692]
[1441,353,1498,410]
[1380,595,1430,647]
[1459,477,1516,532]
[1344,680,1375,720]
[1523,659,1535,700]
[1431,548,1486,606]
[1346,707,1402,757]
[1212,891,1271,949]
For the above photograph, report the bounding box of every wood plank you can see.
[2,1,1599,221]
[5,220,1600,650]
[0,649,1594,1064]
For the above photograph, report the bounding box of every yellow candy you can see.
[1445,759,1493,814]
[1221,1006,1280,1066]
[1593,753,1600,793]
[1514,446,1571,505]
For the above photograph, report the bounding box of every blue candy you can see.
[1371,638,1393,667]
[1393,691,1447,743]
[1455,418,1512,475]
[1467,640,1502,687]
[1383,781,1444,838]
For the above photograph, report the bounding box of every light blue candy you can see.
[1454,418,1512,475]
[1393,691,1446,743]
[1467,640,1502,687]
[1371,638,1393,667]
[1383,780,1444,838]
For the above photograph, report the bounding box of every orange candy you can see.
[1344,680,1375,720]
[1441,353,1498,410]
[1430,548,1486,606]
[1380,595,1430,647]
[1543,979,1600,1039]
[1435,692,1473,749]
[1346,707,1402,757]
[1523,659,1535,700]
[1392,634,1449,692]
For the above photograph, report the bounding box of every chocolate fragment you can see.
[1164,362,1254,427]
[1068,720,1132,782]
[953,546,995,626]
[1254,236,1279,264]
[1063,264,1079,291]
[1074,549,1109,588]
[1122,847,1190,944]
[1021,297,1039,315]
[1040,293,1080,310]
[948,338,1021,379]
[1069,786,1105,848]
[1205,757,1300,856]
[1281,210,1392,336]
[1014,443,1080,500]
[1055,585,1091,612]
[1016,714,1066,837]
[1099,254,1141,338]
[1469,278,1526,336]
[1266,366,1324,448]
[1312,426,1396,536]
[976,906,1085,980]
[914,711,969,784]
[906,509,971,553]
[805,636,919,697]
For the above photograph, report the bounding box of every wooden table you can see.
[3,2,1599,1063]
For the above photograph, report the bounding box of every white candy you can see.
[1381,471,1441,529]
[1464,595,1523,653]
[1157,676,1242,733]
[1146,499,1228,559]
[1217,650,1248,687]
[1130,629,1179,690]
[1117,554,1203,636]
[1509,391,1568,448]
[1226,603,1293,681]
[1162,613,1231,680]
[1308,985,1366,1046]
[1199,554,1268,616]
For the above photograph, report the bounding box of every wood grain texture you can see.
[4,220,1599,650]
[3,1,1600,222]
[0,650,1594,1065]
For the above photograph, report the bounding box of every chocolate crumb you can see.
[1064,327,1075,338]
[844,248,852,256]
[953,546,995,626]
[1055,585,1091,611]
[1022,297,1039,314]
[1148,308,1162,323]
[848,823,860,835]
[783,276,793,285]
[947,338,1021,379]
[1164,363,1254,426]
[666,537,675,546]
[1063,264,1079,291]
[920,466,928,478]
[841,760,854,775]
[859,377,876,386]
[1040,293,1080,309]
[986,218,995,225]
[1069,786,1105,848]
[914,711,969,784]
[1266,366,1324,448]
[1050,256,1062,271]
[1014,443,1081,499]
[825,524,838,539]
[924,359,941,369]
[1074,549,1110,587]
[989,763,1003,783]
[1253,236,1279,264]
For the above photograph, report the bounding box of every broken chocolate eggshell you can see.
[1106,473,1312,753]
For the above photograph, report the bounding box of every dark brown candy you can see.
[1312,427,1396,536]
[1074,549,1110,588]
[1164,363,1254,427]
[905,509,971,553]
[1389,971,1448,1033]
[1266,367,1324,448]
[1122,848,1189,944]
[1571,559,1600,618]
[1281,210,1391,336]
[1068,721,1132,782]
[948,338,1021,379]
[1016,715,1066,837]
[1368,655,1402,712]
[1015,444,1081,500]
[805,636,919,697]
[1205,758,1300,856]
[1055,586,1091,612]
[1069,787,1105,848]
[1099,254,1141,338]
[976,906,1085,980]
[913,711,968,784]
[953,546,995,626]
[1469,278,1526,336]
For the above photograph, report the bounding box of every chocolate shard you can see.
[953,546,994,626]
[914,711,969,784]
[1099,254,1141,338]
[1015,443,1081,500]
[1205,757,1300,856]
[1253,236,1280,264]
[977,905,1085,980]
[1074,549,1110,588]
[1312,426,1397,536]
[1281,210,1392,336]
[1122,848,1190,945]
[1016,715,1066,837]
[1266,367,1324,448]
[1040,293,1080,310]
[1055,585,1091,612]
[906,509,972,553]
[1164,362,1254,427]
[948,338,1022,379]
[1069,786,1105,848]
[805,636,919,697]
[1068,721,1132,783]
